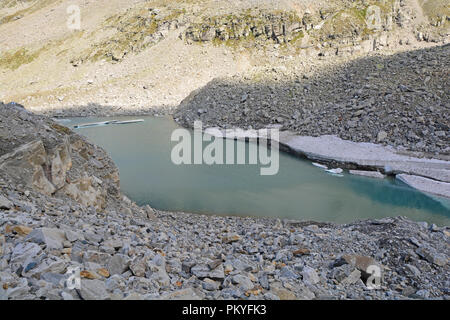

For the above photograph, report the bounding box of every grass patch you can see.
[0,47,40,70]
[419,0,450,25]
[0,0,58,25]
[51,123,72,135]
[81,5,185,63]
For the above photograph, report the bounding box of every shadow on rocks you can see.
[174,44,450,157]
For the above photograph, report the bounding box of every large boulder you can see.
[0,140,55,195]
[0,102,122,211]
[62,175,106,210]
[77,279,109,300]
[26,228,67,250]
[48,137,72,189]
[0,137,72,196]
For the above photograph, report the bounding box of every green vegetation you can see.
[51,123,72,135]
[188,9,304,50]
[0,29,83,70]
[0,47,41,70]
[81,5,185,63]
[0,0,58,25]
[290,31,305,44]
[312,0,396,42]
[419,0,450,26]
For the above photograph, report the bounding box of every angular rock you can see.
[377,131,388,142]
[130,257,147,277]
[49,138,72,189]
[202,278,220,291]
[63,176,106,210]
[301,266,320,285]
[107,254,130,275]
[148,256,170,287]
[61,291,75,300]
[6,279,30,299]
[340,269,362,285]
[102,239,123,250]
[231,275,254,291]
[10,242,42,270]
[191,264,225,280]
[26,228,66,250]
[416,246,447,267]
[12,225,33,236]
[144,205,157,220]
[271,287,297,300]
[80,270,100,280]
[222,233,241,243]
[23,257,66,277]
[96,268,110,278]
[77,279,109,300]
[65,230,84,242]
[293,248,310,256]
[82,250,111,265]
[280,266,299,279]
[405,264,421,276]
[0,140,56,195]
[337,254,380,276]
[0,195,12,210]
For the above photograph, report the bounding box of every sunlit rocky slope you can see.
[0,0,448,115]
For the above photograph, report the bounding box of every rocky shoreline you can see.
[31,100,450,199]
[1,0,449,301]
[203,127,450,199]
[0,102,449,300]
[170,43,450,199]
[174,44,450,158]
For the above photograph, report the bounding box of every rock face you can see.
[184,11,304,44]
[62,176,106,210]
[26,228,66,250]
[0,102,120,210]
[0,195,12,209]
[181,1,448,51]
[0,140,56,195]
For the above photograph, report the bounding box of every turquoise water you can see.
[60,116,450,225]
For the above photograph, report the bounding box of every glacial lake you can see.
[59,116,450,225]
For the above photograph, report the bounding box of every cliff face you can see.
[0,102,157,219]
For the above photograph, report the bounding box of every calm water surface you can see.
[60,116,450,225]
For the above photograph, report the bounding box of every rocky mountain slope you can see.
[175,43,450,157]
[0,0,449,301]
[0,0,448,115]
[0,103,449,300]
